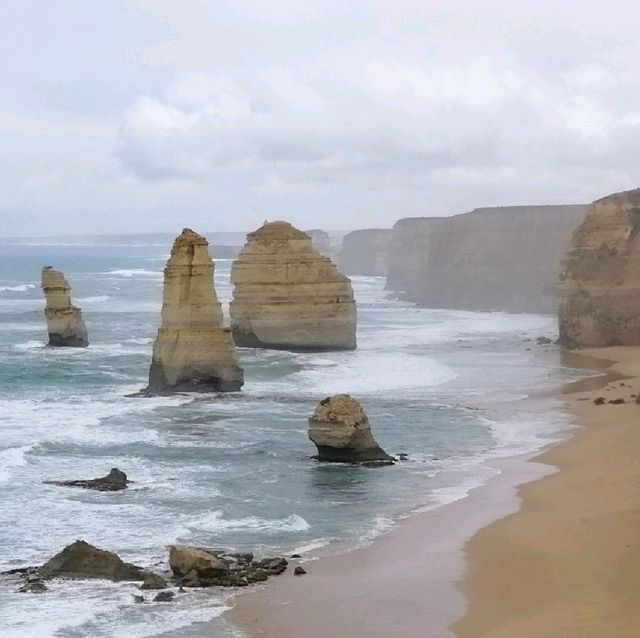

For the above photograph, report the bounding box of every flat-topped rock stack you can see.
[146,228,243,393]
[41,267,88,347]
[230,221,357,351]
[558,188,640,347]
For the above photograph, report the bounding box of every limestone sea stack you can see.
[230,221,357,351]
[41,267,88,347]
[308,394,394,464]
[146,228,243,393]
[558,188,640,347]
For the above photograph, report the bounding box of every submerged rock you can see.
[559,188,640,347]
[146,229,244,393]
[140,573,168,590]
[39,540,146,581]
[43,467,128,491]
[41,267,88,347]
[153,591,175,603]
[308,395,394,464]
[230,221,357,351]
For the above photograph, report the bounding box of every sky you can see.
[1,0,639,236]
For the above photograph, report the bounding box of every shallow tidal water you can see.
[0,239,583,637]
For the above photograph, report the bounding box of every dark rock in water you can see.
[398,453,409,461]
[153,591,175,603]
[140,573,168,590]
[308,395,394,464]
[290,554,301,559]
[608,398,626,404]
[257,557,288,574]
[18,579,48,593]
[293,566,307,576]
[536,336,552,345]
[246,569,269,583]
[43,468,129,491]
[593,397,606,405]
[132,595,145,603]
[39,540,145,581]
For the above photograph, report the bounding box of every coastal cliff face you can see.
[558,188,640,347]
[386,205,587,313]
[41,267,88,347]
[147,228,243,393]
[304,229,333,257]
[230,221,357,351]
[338,229,392,276]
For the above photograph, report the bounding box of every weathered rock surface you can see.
[308,395,394,463]
[41,267,88,347]
[558,188,640,347]
[146,228,243,393]
[39,540,146,581]
[386,205,587,313]
[43,467,129,491]
[338,229,392,276]
[230,221,357,351]
[168,546,287,588]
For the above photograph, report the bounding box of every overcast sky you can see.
[1,0,639,236]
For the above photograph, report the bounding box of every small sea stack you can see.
[558,187,640,347]
[230,221,357,351]
[146,228,243,394]
[41,267,88,347]
[308,394,394,464]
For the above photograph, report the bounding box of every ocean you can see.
[0,239,582,637]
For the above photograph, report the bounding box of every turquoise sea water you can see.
[0,240,580,637]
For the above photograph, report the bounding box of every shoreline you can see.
[225,349,606,637]
[455,346,640,637]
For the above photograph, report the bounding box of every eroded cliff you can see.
[338,229,392,276]
[146,228,243,393]
[41,267,88,347]
[386,205,587,313]
[230,221,357,351]
[558,188,640,347]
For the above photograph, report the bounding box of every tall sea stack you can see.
[41,267,88,347]
[146,228,243,393]
[558,188,640,347]
[230,221,357,351]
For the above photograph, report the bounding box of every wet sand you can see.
[455,346,640,637]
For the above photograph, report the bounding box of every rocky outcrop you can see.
[146,228,243,393]
[338,229,392,276]
[230,221,357,351]
[308,395,394,464]
[41,267,88,347]
[43,468,128,491]
[386,205,587,313]
[558,188,640,347]
[169,546,287,588]
[39,540,146,581]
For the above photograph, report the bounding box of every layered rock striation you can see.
[338,229,392,276]
[146,228,243,393]
[41,267,88,347]
[558,188,640,347]
[386,205,587,313]
[230,221,357,351]
[308,394,394,464]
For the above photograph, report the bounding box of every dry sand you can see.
[455,346,640,637]
[228,347,640,637]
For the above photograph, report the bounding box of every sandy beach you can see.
[228,347,640,637]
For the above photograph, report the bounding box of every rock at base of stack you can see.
[146,228,243,394]
[308,394,394,464]
[41,267,88,347]
[558,188,640,347]
[230,221,356,352]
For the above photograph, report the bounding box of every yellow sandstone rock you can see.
[559,188,640,347]
[230,221,357,351]
[41,267,88,347]
[146,228,243,393]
